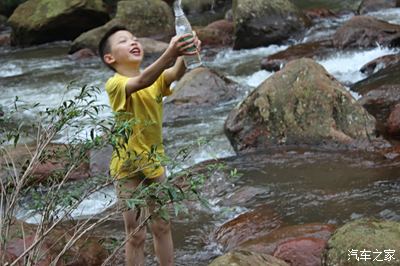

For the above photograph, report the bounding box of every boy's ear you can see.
[103,53,115,65]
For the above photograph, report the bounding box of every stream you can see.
[1,7,400,266]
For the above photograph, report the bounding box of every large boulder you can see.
[164,67,241,122]
[70,0,174,54]
[324,219,400,266]
[208,250,289,266]
[8,0,109,46]
[225,58,376,152]
[333,16,400,49]
[232,0,310,50]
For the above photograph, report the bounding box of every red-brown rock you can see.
[0,33,10,46]
[68,48,96,60]
[360,53,400,76]
[304,8,337,20]
[239,223,335,255]
[387,103,400,138]
[261,40,335,72]
[333,16,400,49]
[214,205,282,251]
[196,19,233,47]
[273,237,327,266]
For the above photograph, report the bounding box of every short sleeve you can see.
[157,72,172,97]
[105,74,130,112]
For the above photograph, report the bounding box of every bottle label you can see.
[180,35,197,52]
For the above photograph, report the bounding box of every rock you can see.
[8,0,109,46]
[208,250,289,266]
[292,0,362,13]
[386,103,400,138]
[2,219,108,265]
[358,0,398,14]
[69,0,173,54]
[0,33,10,46]
[225,58,376,152]
[181,0,232,26]
[261,39,335,72]
[213,205,282,251]
[195,19,234,47]
[164,67,240,122]
[360,53,400,76]
[32,160,90,183]
[274,237,327,266]
[232,0,310,50]
[323,218,400,266]
[219,185,268,207]
[333,16,400,49]
[239,223,335,255]
[304,8,337,20]
[68,48,96,60]
[354,62,400,139]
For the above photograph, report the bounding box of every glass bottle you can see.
[173,0,202,69]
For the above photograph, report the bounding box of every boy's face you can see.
[105,30,143,68]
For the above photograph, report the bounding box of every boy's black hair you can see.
[98,25,128,71]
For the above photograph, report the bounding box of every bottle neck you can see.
[173,0,185,17]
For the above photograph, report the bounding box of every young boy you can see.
[98,26,200,266]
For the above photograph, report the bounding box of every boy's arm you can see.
[125,34,196,96]
[164,57,186,86]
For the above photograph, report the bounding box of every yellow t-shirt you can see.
[105,72,172,179]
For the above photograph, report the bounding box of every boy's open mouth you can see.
[130,47,141,56]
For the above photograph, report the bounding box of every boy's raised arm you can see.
[125,34,196,96]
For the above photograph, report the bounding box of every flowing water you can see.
[2,7,400,266]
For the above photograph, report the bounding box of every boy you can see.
[98,26,200,266]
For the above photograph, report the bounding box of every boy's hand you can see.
[168,33,200,57]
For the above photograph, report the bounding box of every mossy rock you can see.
[232,0,310,49]
[70,0,173,54]
[8,0,109,46]
[225,58,376,152]
[324,219,400,266]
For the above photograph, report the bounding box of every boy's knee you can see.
[126,227,146,247]
[150,219,171,239]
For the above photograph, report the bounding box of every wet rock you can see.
[0,32,10,46]
[219,185,268,207]
[304,8,337,20]
[164,67,240,122]
[32,160,90,183]
[323,218,400,266]
[208,250,289,266]
[195,19,233,47]
[354,62,400,139]
[68,48,96,60]
[239,223,335,255]
[261,39,335,72]
[333,16,400,49]
[358,0,399,14]
[386,103,400,138]
[70,0,174,54]
[232,0,310,50]
[213,205,282,251]
[2,219,108,265]
[181,0,232,26]
[4,235,52,266]
[8,0,109,46]
[225,58,376,152]
[274,237,327,266]
[360,53,400,76]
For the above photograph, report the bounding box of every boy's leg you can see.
[116,177,147,266]
[148,173,174,266]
